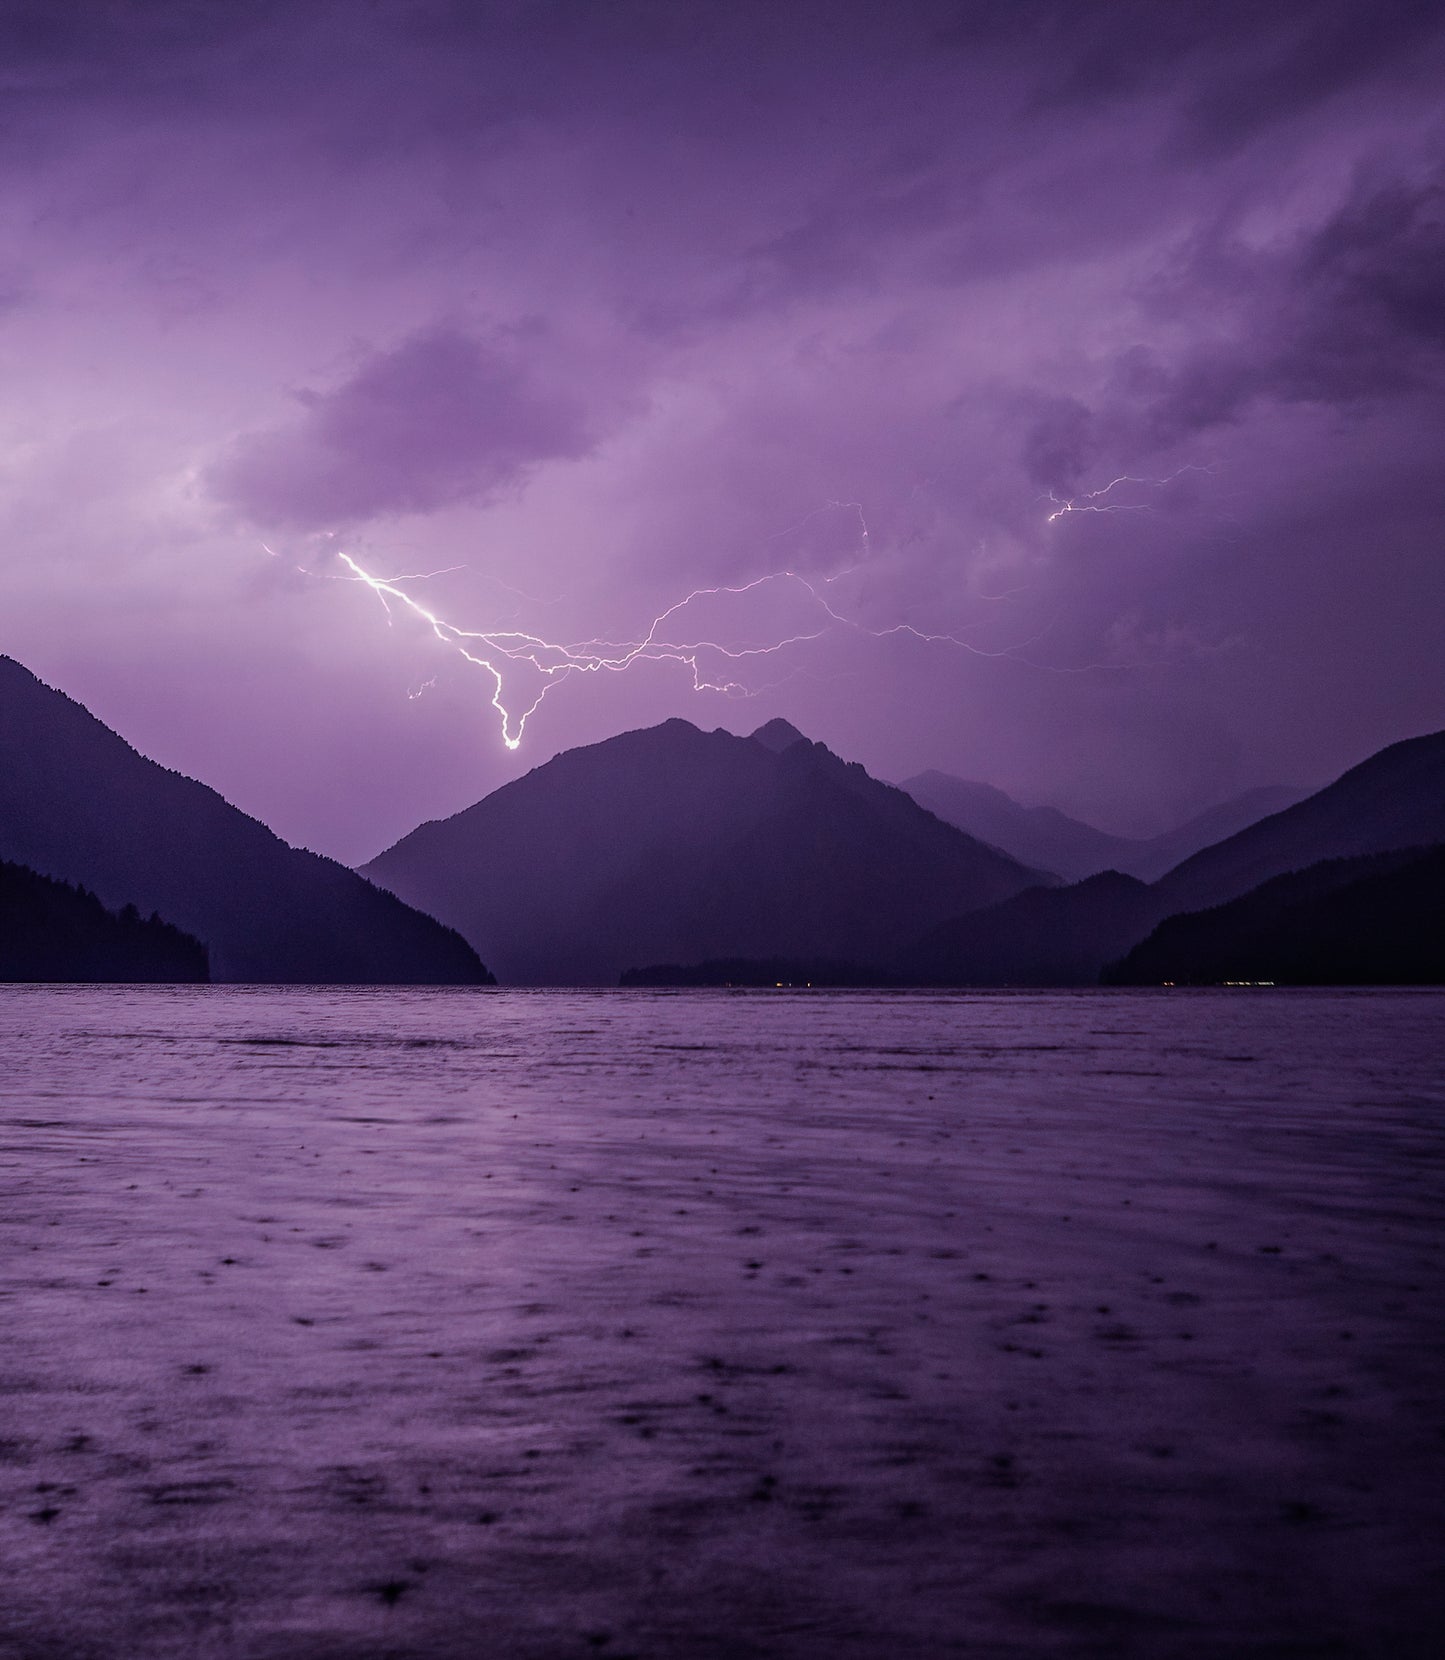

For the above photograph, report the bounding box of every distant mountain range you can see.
[363,717,1048,985]
[0,657,491,983]
[4,650,1439,988]
[900,771,1308,882]
[911,729,1445,986]
[1145,730,1445,915]
[0,858,208,983]
[364,713,1442,988]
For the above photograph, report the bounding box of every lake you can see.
[0,986,1441,1659]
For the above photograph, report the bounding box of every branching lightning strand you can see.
[270,471,1201,749]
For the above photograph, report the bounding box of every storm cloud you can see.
[212,326,595,527]
[0,0,1441,860]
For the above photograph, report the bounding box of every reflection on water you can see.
[0,987,1441,1658]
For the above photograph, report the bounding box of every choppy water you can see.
[0,986,1442,1660]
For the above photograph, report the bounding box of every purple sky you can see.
[3,1,1443,863]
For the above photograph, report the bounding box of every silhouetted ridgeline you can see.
[621,958,895,988]
[905,729,1445,986]
[1104,845,1445,986]
[365,717,1047,986]
[900,771,1306,883]
[0,859,208,982]
[0,657,492,984]
[9,649,1437,990]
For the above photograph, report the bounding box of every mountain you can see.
[1105,845,1445,986]
[899,771,1306,883]
[751,717,810,754]
[1141,787,1312,881]
[0,859,208,983]
[905,729,1445,985]
[1150,730,1445,916]
[0,657,492,984]
[363,718,1049,985]
[898,773,1129,880]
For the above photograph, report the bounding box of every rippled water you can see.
[0,986,1442,1659]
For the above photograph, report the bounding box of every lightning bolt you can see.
[1044,465,1213,524]
[278,548,841,750]
[270,539,1042,748]
[272,471,1210,751]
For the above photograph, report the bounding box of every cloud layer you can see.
[211,326,594,527]
[0,0,1441,858]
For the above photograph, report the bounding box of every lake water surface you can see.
[0,987,1441,1659]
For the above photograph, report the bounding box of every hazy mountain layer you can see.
[901,771,1306,883]
[1151,732,1445,916]
[365,719,1047,985]
[908,729,1445,985]
[0,657,492,984]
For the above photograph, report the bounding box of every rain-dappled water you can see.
[0,986,1442,1659]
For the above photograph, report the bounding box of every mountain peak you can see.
[365,717,1041,984]
[750,717,809,753]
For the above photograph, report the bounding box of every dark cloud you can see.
[1181,1,1445,154]
[1292,174,1445,370]
[0,1,298,105]
[210,326,594,528]
[938,1,1445,153]
[1105,169,1445,454]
